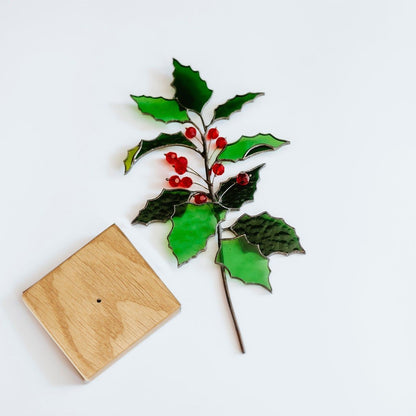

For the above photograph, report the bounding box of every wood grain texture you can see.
[22,224,180,381]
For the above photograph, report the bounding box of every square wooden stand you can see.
[22,224,180,381]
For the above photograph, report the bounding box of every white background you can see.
[1,0,416,414]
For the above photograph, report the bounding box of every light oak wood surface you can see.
[22,224,180,381]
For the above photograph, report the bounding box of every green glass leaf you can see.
[130,95,190,123]
[124,132,197,174]
[217,134,289,162]
[124,145,140,174]
[216,235,271,291]
[213,92,264,121]
[215,164,264,210]
[168,203,225,265]
[229,212,305,256]
[171,58,213,113]
[132,189,192,225]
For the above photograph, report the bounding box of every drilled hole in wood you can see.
[96,299,102,303]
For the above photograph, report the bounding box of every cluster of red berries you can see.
[167,175,192,188]
[207,128,228,149]
[165,152,193,188]
[165,127,248,193]
[207,129,226,176]
[165,151,187,174]
[185,127,227,149]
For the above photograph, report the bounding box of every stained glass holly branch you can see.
[123,59,304,353]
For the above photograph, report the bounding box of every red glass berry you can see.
[180,176,193,188]
[168,175,181,187]
[185,127,197,139]
[174,156,188,175]
[236,172,250,185]
[194,193,208,204]
[165,152,177,164]
[212,163,225,176]
[216,137,227,149]
[207,128,219,140]
[176,156,187,166]
[174,165,186,175]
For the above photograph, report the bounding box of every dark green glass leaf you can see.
[168,203,226,265]
[213,92,264,121]
[131,95,190,123]
[229,212,305,256]
[124,132,197,174]
[171,59,213,113]
[215,164,264,210]
[216,235,271,291]
[132,189,192,225]
[217,134,289,162]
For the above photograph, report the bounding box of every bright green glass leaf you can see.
[168,203,225,265]
[216,235,271,291]
[130,95,190,123]
[171,59,213,113]
[230,212,305,256]
[217,134,289,162]
[213,92,264,121]
[215,164,264,210]
[132,189,192,225]
[124,132,197,174]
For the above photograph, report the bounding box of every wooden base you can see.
[23,224,180,381]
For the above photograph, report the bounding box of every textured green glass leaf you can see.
[213,92,264,121]
[230,212,305,256]
[124,132,197,174]
[132,189,192,225]
[130,95,190,123]
[215,164,264,210]
[168,203,225,265]
[216,235,271,291]
[217,134,289,162]
[171,59,213,113]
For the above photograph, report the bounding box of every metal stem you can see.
[198,112,245,353]
[216,225,246,353]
